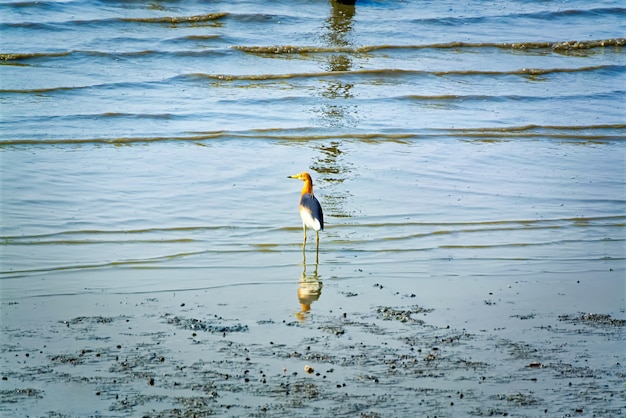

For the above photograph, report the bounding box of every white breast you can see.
[300,207,321,231]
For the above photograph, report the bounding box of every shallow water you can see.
[1,138,624,295]
[0,1,625,415]
[1,0,625,290]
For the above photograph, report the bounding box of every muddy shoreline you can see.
[1,272,624,417]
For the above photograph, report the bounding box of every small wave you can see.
[448,124,626,141]
[0,252,209,277]
[7,216,619,243]
[0,10,305,32]
[378,225,563,243]
[450,124,626,133]
[392,92,625,106]
[235,38,626,55]
[524,7,626,20]
[0,51,70,61]
[348,215,626,230]
[1,225,248,242]
[1,124,624,146]
[6,238,197,246]
[0,248,278,278]
[0,133,229,145]
[234,45,355,54]
[409,7,626,27]
[438,238,625,251]
[118,12,227,24]
[180,34,221,41]
[1,48,229,67]
[0,85,79,94]
[1,0,49,6]
[3,38,621,64]
[0,77,165,94]
[0,12,228,32]
[99,112,176,120]
[182,65,622,83]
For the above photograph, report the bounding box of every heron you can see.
[288,172,324,251]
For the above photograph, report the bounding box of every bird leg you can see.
[302,224,307,247]
[315,230,319,263]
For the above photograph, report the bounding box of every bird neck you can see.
[301,180,313,196]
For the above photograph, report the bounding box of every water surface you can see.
[1,0,624,307]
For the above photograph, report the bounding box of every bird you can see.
[288,172,324,251]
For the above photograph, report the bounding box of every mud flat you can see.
[1,271,624,417]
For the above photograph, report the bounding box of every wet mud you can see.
[1,284,624,418]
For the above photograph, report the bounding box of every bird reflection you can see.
[296,248,323,321]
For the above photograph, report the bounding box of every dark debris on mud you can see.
[3,303,625,418]
[375,305,434,323]
[0,388,43,403]
[163,313,249,334]
[62,316,120,325]
[558,312,626,327]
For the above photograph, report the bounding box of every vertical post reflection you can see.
[316,0,357,127]
[308,1,358,219]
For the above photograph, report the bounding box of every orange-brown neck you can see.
[301,179,313,196]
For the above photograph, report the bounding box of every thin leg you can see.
[315,230,319,263]
[302,224,307,246]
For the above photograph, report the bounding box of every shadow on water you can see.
[296,247,323,321]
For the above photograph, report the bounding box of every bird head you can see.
[288,172,312,182]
